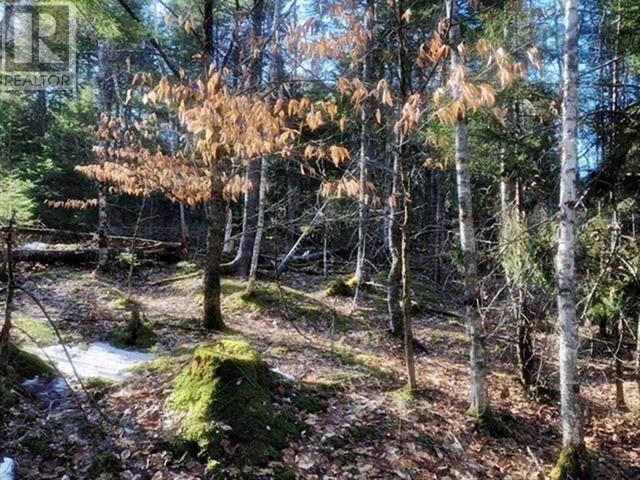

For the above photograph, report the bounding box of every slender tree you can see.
[550,0,592,477]
[446,0,490,419]
[354,0,376,297]
[224,0,266,278]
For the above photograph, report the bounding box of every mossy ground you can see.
[111,298,156,349]
[293,385,330,414]
[83,376,116,398]
[13,316,56,346]
[168,337,301,468]
[467,406,511,437]
[549,446,594,480]
[224,280,348,330]
[325,277,356,297]
[7,342,55,380]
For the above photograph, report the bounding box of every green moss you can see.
[168,338,300,468]
[273,466,297,480]
[225,281,347,330]
[83,377,115,398]
[417,410,435,422]
[111,300,155,349]
[22,435,52,459]
[176,260,198,272]
[8,343,54,379]
[550,446,594,480]
[347,425,377,441]
[87,452,122,479]
[293,387,329,413]
[131,354,190,375]
[412,280,442,305]
[325,435,348,449]
[113,296,139,311]
[269,344,290,358]
[392,386,416,404]
[467,406,511,437]
[13,316,56,346]
[325,278,354,297]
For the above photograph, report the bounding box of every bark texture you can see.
[203,166,226,330]
[446,0,489,415]
[447,0,489,413]
[225,0,265,277]
[387,132,404,337]
[555,0,587,464]
[355,0,376,292]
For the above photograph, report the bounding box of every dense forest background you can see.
[1,0,640,478]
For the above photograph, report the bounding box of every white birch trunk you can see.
[223,207,234,254]
[355,0,376,293]
[556,0,583,449]
[447,0,489,413]
[246,157,268,294]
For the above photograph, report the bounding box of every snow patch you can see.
[0,457,15,480]
[271,367,296,383]
[40,342,153,382]
[20,241,47,251]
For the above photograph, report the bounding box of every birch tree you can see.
[446,0,490,420]
[354,0,376,297]
[550,0,592,477]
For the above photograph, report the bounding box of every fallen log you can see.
[1,246,182,266]
[0,226,183,250]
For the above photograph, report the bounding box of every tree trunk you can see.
[388,151,404,337]
[636,314,640,408]
[179,203,189,250]
[433,169,445,282]
[354,0,376,295]
[225,0,265,278]
[223,207,234,254]
[97,183,109,271]
[395,0,416,389]
[246,157,268,295]
[556,0,582,449]
[612,317,626,410]
[516,300,535,388]
[447,0,489,415]
[201,0,225,331]
[0,222,14,375]
[96,40,113,272]
[286,163,300,242]
[401,162,416,390]
[551,0,591,476]
[203,166,226,330]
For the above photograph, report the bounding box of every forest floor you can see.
[2,262,639,479]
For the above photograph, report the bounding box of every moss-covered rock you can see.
[168,338,300,468]
[325,278,356,297]
[549,445,594,480]
[7,342,54,379]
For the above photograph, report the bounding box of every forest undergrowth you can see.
[2,263,638,479]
